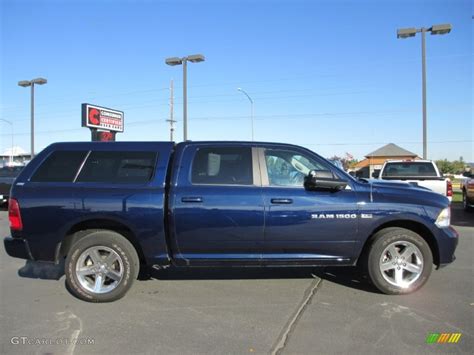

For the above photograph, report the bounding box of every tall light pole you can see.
[165,54,205,141]
[18,77,47,157]
[237,88,254,141]
[0,119,13,165]
[397,24,451,159]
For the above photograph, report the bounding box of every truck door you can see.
[168,144,264,266]
[259,146,359,265]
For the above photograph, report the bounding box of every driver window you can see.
[264,148,329,187]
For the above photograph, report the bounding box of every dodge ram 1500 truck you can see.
[373,160,453,201]
[4,141,458,302]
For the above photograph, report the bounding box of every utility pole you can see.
[166,79,176,142]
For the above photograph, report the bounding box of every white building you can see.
[0,146,31,167]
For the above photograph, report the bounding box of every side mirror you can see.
[372,171,380,178]
[304,170,348,191]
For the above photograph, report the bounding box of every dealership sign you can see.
[82,104,124,132]
[81,104,124,141]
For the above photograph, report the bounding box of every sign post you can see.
[81,103,124,141]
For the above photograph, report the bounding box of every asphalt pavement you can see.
[0,205,472,354]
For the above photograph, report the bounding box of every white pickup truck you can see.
[373,160,452,201]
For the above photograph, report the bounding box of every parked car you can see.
[460,171,474,211]
[0,166,24,206]
[4,142,457,302]
[373,160,452,201]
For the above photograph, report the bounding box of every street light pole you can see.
[165,54,205,142]
[182,59,188,141]
[31,83,35,158]
[18,77,47,158]
[397,24,451,159]
[421,28,427,160]
[237,88,254,141]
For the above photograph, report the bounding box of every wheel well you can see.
[58,219,146,266]
[358,220,440,267]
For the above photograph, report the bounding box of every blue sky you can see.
[1,0,472,161]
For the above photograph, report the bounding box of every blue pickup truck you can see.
[4,141,458,302]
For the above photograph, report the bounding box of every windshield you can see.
[382,162,437,177]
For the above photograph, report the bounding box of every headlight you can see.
[435,207,451,228]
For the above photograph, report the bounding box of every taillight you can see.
[8,198,23,231]
[446,180,453,197]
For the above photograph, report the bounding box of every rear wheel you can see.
[463,190,472,211]
[65,230,139,302]
[366,228,432,295]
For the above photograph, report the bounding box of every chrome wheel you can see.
[379,241,423,288]
[75,246,124,294]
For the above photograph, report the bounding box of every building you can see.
[354,143,419,178]
[0,146,31,167]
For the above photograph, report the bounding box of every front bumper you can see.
[4,237,33,260]
[435,226,458,267]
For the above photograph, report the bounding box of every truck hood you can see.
[369,179,431,191]
[362,179,448,209]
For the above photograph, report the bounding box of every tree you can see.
[435,159,467,175]
[328,154,359,171]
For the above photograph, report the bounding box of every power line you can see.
[1,106,467,136]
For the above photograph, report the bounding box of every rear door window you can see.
[191,147,253,185]
[76,151,157,184]
[30,151,87,182]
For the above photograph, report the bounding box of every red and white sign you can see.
[81,104,124,132]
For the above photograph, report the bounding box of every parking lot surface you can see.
[0,205,472,354]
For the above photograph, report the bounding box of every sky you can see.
[0,0,472,161]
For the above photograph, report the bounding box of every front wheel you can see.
[366,228,433,295]
[65,230,139,302]
[463,190,472,211]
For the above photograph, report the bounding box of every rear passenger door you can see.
[74,147,172,265]
[169,144,264,265]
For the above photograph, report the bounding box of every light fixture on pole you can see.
[165,54,205,141]
[237,88,254,141]
[397,24,451,159]
[18,77,48,157]
[0,119,14,165]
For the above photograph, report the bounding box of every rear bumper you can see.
[3,237,33,260]
[435,226,458,266]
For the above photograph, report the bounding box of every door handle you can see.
[271,198,293,204]
[181,196,203,203]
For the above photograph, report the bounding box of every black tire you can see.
[65,230,139,302]
[366,227,433,295]
[463,190,472,211]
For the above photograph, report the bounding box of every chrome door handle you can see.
[181,197,203,203]
[271,198,293,204]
